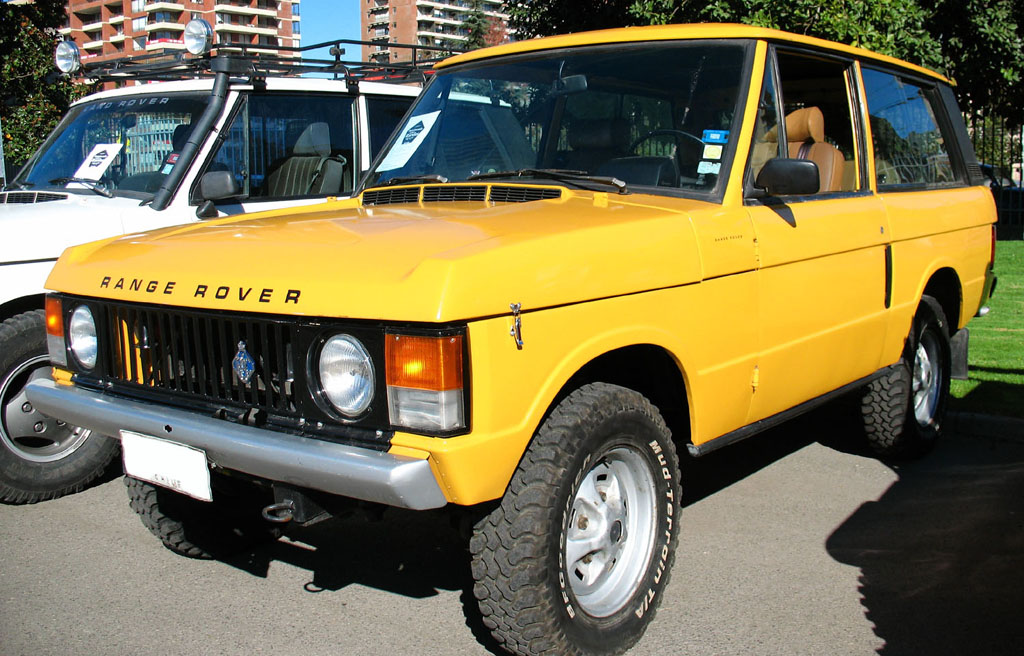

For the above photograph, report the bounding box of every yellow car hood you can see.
[48,190,707,322]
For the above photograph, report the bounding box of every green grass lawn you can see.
[950,240,1024,419]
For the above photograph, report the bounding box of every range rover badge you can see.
[232,340,256,384]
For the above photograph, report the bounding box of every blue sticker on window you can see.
[702,130,729,144]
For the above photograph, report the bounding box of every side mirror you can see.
[755,158,820,196]
[196,171,241,219]
[199,170,241,201]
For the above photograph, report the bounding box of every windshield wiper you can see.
[6,181,34,190]
[467,168,629,194]
[49,177,114,198]
[376,174,449,187]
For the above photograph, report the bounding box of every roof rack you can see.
[73,37,460,86]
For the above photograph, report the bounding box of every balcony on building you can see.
[213,2,278,19]
[143,2,186,11]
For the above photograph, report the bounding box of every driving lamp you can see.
[183,19,214,56]
[55,41,81,74]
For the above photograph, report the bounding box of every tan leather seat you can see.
[765,107,845,192]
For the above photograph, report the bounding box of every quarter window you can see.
[862,68,958,188]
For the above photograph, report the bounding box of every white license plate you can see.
[121,431,212,502]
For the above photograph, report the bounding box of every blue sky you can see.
[300,0,362,59]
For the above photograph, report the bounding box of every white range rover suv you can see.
[0,22,433,503]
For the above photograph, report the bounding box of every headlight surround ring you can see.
[317,334,375,417]
[68,305,97,370]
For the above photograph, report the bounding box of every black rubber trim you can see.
[687,366,892,457]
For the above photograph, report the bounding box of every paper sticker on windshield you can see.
[702,144,723,160]
[377,111,440,172]
[697,161,721,175]
[72,143,124,181]
[702,130,729,144]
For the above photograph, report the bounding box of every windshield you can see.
[364,41,749,197]
[11,92,208,197]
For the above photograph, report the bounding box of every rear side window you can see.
[862,68,960,189]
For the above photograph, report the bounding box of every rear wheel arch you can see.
[921,268,962,331]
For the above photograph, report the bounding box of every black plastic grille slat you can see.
[421,185,487,202]
[94,302,297,415]
[362,187,420,206]
[489,186,562,203]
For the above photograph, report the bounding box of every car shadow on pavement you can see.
[825,428,1024,655]
[220,504,508,654]
[680,398,862,506]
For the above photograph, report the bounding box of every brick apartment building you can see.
[361,0,507,63]
[60,0,301,64]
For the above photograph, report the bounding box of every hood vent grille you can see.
[489,186,562,203]
[422,186,487,203]
[362,184,562,206]
[0,191,69,204]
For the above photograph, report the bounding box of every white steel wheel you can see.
[565,445,657,618]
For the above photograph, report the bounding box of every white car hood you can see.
[0,193,144,264]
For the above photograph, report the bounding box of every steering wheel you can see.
[629,130,706,177]
[629,129,705,153]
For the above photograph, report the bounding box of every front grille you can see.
[489,186,561,203]
[0,191,69,204]
[96,302,298,415]
[422,185,487,202]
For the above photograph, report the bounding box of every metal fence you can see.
[968,115,1024,239]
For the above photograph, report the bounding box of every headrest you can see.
[568,119,630,150]
[171,123,193,151]
[294,122,332,157]
[765,107,826,144]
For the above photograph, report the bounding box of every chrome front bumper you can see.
[25,378,447,510]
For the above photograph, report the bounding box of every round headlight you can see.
[69,306,97,369]
[55,41,81,74]
[318,335,374,416]
[183,19,214,55]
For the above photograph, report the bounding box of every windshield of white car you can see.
[11,92,208,198]
[363,41,748,198]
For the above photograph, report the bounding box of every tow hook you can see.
[261,501,295,523]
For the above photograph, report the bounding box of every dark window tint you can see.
[366,96,414,161]
[203,94,356,201]
[862,68,959,188]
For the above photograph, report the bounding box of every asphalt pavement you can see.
[2,405,1022,655]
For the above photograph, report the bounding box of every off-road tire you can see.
[125,475,278,559]
[470,383,681,656]
[861,296,950,458]
[0,310,119,504]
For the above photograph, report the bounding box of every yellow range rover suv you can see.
[29,24,996,656]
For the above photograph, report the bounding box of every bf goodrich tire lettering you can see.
[470,383,681,656]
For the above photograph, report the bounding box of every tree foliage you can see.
[1,0,86,174]
[462,0,493,50]
[505,0,1024,124]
